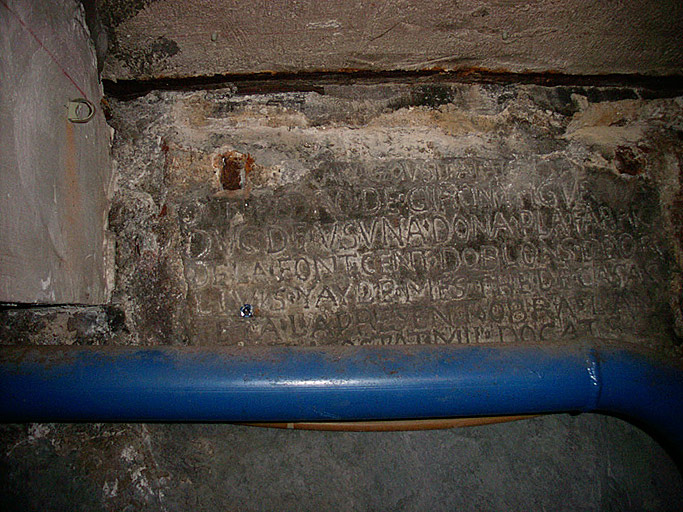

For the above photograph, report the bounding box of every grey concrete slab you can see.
[99,0,683,80]
[1,414,681,511]
[0,0,113,304]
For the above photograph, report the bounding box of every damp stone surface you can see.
[104,83,683,353]
[3,80,683,511]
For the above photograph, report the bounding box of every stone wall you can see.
[0,0,113,303]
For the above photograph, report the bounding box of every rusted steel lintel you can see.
[103,68,683,100]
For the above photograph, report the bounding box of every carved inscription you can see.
[179,157,669,345]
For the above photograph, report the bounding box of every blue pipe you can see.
[1,343,682,455]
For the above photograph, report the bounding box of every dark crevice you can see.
[103,69,683,100]
[0,302,100,310]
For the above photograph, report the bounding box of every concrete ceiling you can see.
[100,0,683,81]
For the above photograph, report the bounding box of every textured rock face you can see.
[3,71,683,510]
[3,81,681,351]
[96,82,683,354]
[4,4,683,510]
[99,0,683,80]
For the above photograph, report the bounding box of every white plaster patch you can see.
[306,19,341,29]
[27,423,50,442]
[102,479,119,499]
[40,273,51,290]
[120,445,138,463]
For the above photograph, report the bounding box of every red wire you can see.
[1,0,90,100]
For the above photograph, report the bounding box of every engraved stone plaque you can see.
[104,84,681,348]
[178,153,669,346]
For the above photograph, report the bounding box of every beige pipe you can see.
[239,414,539,432]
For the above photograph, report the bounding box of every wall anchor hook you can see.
[67,98,95,123]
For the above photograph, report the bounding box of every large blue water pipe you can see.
[1,343,682,457]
